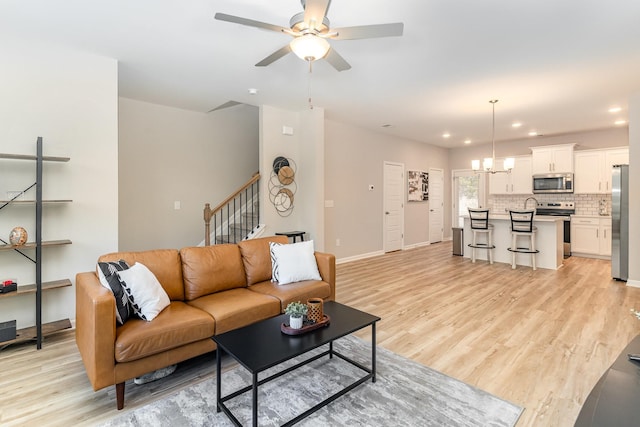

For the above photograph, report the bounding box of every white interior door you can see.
[384,161,404,252]
[429,168,444,243]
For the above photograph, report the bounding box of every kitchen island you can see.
[462,214,564,270]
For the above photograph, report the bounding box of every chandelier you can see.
[472,100,514,174]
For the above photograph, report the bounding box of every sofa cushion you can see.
[116,262,170,322]
[269,240,321,285]
[97,260,131,325]
[98,250,185,301]
[249,279,331,311]
[180,245,248,301]
[238,235,288,285]
[114,301,215,363]
[187,288,280,335]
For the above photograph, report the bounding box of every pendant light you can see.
[472,100,514,174]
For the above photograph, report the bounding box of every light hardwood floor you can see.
[2,242,639,426]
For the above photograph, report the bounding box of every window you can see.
[452,170,486,227]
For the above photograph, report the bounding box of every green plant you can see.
[285,301,308,318]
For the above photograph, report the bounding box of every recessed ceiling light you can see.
[442,133,451,138]
[248,88,258,95]
[609,106,622,113]
[615,119,627,125]
[464,139,471,144]
[512,122,522,128]
[528,131,538,136]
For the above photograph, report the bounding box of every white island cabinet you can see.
[462,214,564,270]
[571,215,612,258]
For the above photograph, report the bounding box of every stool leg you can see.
[471,231,476,263]
[511,233,517,269]
[531,233,536,270]
[488,229,493,264]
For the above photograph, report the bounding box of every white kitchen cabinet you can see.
[571,216,611,258]
[574,147,628,194]
[603,148,629,193]
[489,156,532,194]
[601,220,612,256]
[511,156,533,194]
[531,144,575,174]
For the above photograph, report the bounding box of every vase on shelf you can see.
[9,226,28,246]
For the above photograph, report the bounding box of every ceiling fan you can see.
[215,0,404,71]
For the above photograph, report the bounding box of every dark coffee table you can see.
[213,301,380,427]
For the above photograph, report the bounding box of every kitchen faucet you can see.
[524,197,539,210]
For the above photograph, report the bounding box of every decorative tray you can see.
[281,314,331,335]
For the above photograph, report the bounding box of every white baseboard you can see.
[403,241,431,250]
[627,279,640,288]
[336,242,440,264]
[336,250,385,264]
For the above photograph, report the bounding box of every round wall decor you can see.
[268,156,297,217]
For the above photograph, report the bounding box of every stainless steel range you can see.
[535,201,575,258]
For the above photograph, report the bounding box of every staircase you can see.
[203,172,263,245]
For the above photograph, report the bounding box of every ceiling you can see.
[2,0,639,148]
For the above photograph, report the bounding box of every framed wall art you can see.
[407,170,429,201]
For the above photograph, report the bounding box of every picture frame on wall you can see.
[408,170,429,201]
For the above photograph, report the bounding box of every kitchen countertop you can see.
[462,214,565,222]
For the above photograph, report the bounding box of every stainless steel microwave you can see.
[532,173,574,193]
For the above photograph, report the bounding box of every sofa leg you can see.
[116,382,125,410]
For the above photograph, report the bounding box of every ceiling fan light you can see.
[290,34,330,61]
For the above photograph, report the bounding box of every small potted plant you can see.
[285,301,308,329]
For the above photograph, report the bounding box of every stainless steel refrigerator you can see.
[612,164,629,281]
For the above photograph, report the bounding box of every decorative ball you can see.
[9,226,28,246]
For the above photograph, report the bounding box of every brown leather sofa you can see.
[75,235,335,410]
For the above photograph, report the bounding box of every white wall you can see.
[259,105,325,250]
[118,99,259,251]
[0,40,118,329]
[324,120,449,260]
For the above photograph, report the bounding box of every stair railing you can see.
[204,172,260,245]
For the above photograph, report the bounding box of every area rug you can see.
[99,336,523,426]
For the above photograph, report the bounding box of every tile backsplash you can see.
[489,193,611,216]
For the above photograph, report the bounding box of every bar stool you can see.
[467,208,495,264]
[507,210,539,270]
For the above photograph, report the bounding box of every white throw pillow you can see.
[116,262,170,321]
[271,240,321,285]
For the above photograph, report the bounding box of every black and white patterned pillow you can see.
[97,260,132,325]
[270,242,283,282]
[116,262,170,322]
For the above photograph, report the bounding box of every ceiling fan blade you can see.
[207,101,242,113]
[303,0,331,30]
[324,47,351,72]
[332,22,404,40]
[256,44,292,67]
[214,13,287,33]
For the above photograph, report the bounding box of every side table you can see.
[275,231,306,243]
